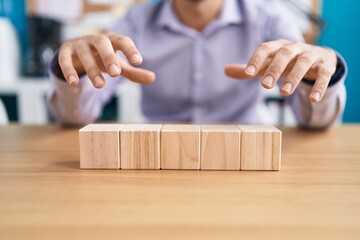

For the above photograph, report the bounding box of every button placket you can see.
[191,36,205,121]
[194,71,204,82]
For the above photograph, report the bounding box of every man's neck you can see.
[173,0,224,32]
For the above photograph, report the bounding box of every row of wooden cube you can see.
[79,124,282,171]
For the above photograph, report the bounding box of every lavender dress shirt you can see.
[48,0,347,127]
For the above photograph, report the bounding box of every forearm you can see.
[48,74,105,126]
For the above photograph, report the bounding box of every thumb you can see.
[224,64,254,80]
[117,55,156,84]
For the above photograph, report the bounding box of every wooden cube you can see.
[161,125,200,170]
[79,124,124,169]
[120,124,162,169]
[238,125,282,171]
[200,125,241,170]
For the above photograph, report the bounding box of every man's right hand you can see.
[58,33,156,88]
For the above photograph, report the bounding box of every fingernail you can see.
[281,82,293,94]
[132,54,143,64]
[312,91,321,102]
[262,76,274,87]
[94,76,104,87]
[245,65,256,75]
[68,75,77,85]
[109,64,120,75]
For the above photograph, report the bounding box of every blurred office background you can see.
[0,0,359,125]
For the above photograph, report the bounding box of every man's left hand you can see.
[225,39,338,103]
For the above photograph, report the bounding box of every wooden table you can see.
[0,125,359,240]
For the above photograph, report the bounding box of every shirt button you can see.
[194,72,204,82]
[194,107,203,118]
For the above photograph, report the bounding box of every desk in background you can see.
[0,78,296,125]
[0,125,359,240]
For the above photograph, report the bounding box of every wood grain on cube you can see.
[238,125,282,171]
[200,125,241,170]
[79,124,124,169]
[161,125,200,170]
[120,124,162,169]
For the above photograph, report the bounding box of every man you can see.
[49,0,346,128]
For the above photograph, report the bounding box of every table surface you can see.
[0,125,359,240]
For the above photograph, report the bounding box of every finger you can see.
[261,43,306,89]
[107,33,143,66]
[225,63,269,80]
[245,39,291,76]
[91,35,121,77]
[58,45,79,86]
[309,65,334,103]
[280,53,317,96]
[76,41,105,88]
[118,56,155,84]
[224,64,251,80]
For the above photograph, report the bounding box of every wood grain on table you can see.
[0,125,360,240]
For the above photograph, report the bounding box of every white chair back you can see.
[0,99,9,125]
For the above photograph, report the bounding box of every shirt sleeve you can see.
[290,54,347,129]
[262,0,347,129]
[47,9,137,126]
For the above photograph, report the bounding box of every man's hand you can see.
[58,33,155,88]
[225,39,338,103]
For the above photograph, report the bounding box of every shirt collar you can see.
[218,0,243,25]
[156,0,182,31]
[156,0,243,32]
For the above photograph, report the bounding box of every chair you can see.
[116,81,145,123]
[0,98,9,125]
